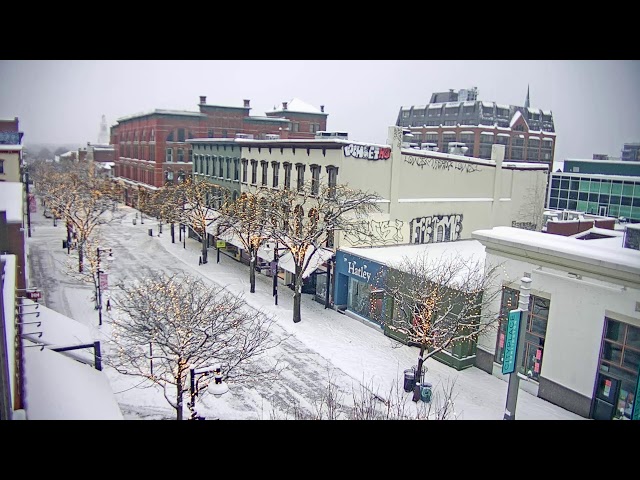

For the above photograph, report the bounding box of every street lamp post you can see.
[264,242,281,305]
[188,364,229,420]
[325,254,336,309]
[503,275,532,420]
[96,247,115,326]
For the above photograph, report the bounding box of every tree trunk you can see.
[176,379,183,421]
[412,344,426,402]
[249,247,256,293]
[78,241,84,273]
[202,238,208,264]
[293,264,303,323]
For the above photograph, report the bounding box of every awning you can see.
[20,299,95,365]
[277,246,335,279]
[23,339,124,420]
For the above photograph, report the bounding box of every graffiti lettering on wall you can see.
[511,221,538,231]
[343,219,405,246]
[404,155,480,173]
[343,143,391,161]
[410,214,463,244]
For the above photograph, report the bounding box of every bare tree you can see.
[107,271,286,420]
[215,190,272,294]
[148,185,182,244]
[252,180,382,323]
[33,161,124,272]
[374,251,502,401]
[515,179,546,232]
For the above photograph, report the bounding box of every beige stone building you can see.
[193,126,549,249]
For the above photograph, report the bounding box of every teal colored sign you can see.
[502,309,522,375]
[632,368,640,421]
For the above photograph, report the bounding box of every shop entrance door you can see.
[593,373,620,420]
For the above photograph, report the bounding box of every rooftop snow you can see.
[275,98,323,114]
[472,226,640,274]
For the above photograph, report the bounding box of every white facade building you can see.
[472,225,640,419]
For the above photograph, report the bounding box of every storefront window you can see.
[598,318,640,420]
[494,286,549,381]
[348,277,371,319]
[347,278,385,324]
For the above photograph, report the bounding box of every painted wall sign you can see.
[502,309,522,375]
[343,143,391,161]
[342,219,405,246]
[410,214,463,244]
[403,154,480,173]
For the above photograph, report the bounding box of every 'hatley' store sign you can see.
[333,251,387,312]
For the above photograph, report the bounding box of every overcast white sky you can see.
[1,60,639,165]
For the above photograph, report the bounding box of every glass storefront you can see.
[593,318,640,420]
[347,277,384,324]
[494,286,549,380]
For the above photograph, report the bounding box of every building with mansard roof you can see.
[395,87,556,201]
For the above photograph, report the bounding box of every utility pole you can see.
[503,275,531,420]
[22,164,32,238]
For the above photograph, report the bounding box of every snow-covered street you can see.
[26,203,585,420]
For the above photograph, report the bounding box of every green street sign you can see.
[216,240,226,248]
[502,309,522,375]
[632,367,640,421]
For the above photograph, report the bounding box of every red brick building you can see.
[110,97,328,206]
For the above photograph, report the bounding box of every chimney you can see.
[199,96,206,104]
[320,105,324,113]
[243,99,250,108]
[282,102,288,110]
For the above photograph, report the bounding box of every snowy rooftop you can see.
[341,240,486,270]
[509,110,524,128]
[117,109,206,122]
[0,182,24,222]
[272,98,324,114]
[23,339,124,420]
[0,145,23,151]
[472,226,640,274]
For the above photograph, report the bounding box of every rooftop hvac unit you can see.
[235,133,254,139]
[265,134,280,140]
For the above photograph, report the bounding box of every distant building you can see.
[396,87,556,202]
[621,143,640,162]
[0,117,23,183]
[110,97,328,208]
[97,114,109,145]
[548,159,640,222]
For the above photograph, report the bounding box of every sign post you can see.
[503,276,532,420]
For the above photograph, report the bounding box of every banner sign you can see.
[99,272,109,291]
[28,193,36,213]
[502,309,522,375]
